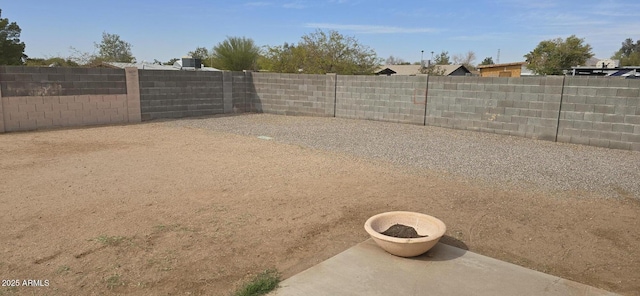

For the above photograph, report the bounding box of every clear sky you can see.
[2,0,639,65]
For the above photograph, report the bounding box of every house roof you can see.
[376,64,470,76]
[438,64,471,76]
[100,61,220,71]
[376,64,422,75]
[477,62,527,69]
[377,68,397,75]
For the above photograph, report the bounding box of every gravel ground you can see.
[164,113,640,199]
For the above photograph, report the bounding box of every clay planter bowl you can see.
[364,211,446,257]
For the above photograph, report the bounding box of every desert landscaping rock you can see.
[168,114,640,200]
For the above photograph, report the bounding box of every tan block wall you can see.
[0,94,134,132]
[0,67,141,133]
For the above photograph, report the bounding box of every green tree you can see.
[298,30,379,74]
[67,46,97,66]
[164,58,179,65]
[95,32,135,63]
[260,42,306,73]
[211,36,260,71]
[188,46,212,66]
[480,56,494,65]
[188,47,209,59]
[612,38,640,66]
[0,9,27,65]
[524,35,593,75]
[434,51,451,65]
[262,30,379,74]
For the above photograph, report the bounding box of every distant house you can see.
[477,62,533,77]
[97,59,220,71]
[375,64,472,76]
[436,64,473,76]
[375,65,422,76]
[569,66,640,78]
[568,58,640,78]
[97,62,177,70]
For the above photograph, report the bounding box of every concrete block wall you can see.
[558,77,640,151]
[336,75,427,125]
[223,72,233,113]
[0,66,126,97]
[426,76,564,140]
[249,72,335,117]
[138,70,224,121]
[232,71,253,113]
[0,67,140,133]
[1,94,133,132]
[124,68,142,123]
[0,88,4,132]
[2,67,639,151]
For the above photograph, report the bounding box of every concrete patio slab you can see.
[271,239,617,296]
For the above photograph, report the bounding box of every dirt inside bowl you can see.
[380,224,428,238]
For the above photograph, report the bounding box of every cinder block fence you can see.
[1,66,639,151]
[0,67,140,132]
[558,78,640,150]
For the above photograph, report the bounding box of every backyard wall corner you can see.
[138,70,224,120]
[222,71,233,113]
[125,67,142,123]
[232,71,253,113]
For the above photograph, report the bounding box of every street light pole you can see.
[421,50,424,69]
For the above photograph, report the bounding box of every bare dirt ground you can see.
[1,117,639,295]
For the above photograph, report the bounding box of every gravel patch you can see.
[163,114,640,199]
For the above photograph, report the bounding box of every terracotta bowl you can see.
[364,211,446,257]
